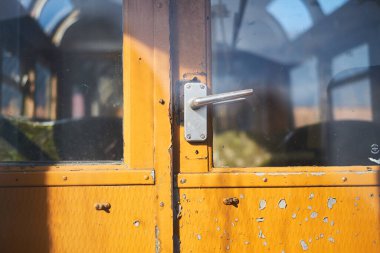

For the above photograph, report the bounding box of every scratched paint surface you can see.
[0,186,155,253]
[178,187,380,252]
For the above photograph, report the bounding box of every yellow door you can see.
[0,0,173,252]
[173,0,380,252]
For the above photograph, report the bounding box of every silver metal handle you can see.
[184,82,254,142]
[190,89,253,109]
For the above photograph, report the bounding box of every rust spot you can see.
[223,197,239,207]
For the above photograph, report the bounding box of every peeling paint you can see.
[155,226,160,253]
[258,230,265,239]
[216,226,220,231]
[197,234,202,240]
[133,220,140,227]
[177,205,183,219]
[330,221,335,226]
[328,237,335,243]
[307,206,312,210]
[310,172,326,176]
[311,212,318,219]
[244,241,250,245]
[323,217,329,223]
[278,199,287,209]
[327,197,337,209]
[320,234,324,238]
[309,193,315,200]
[300,240,308,251]
[259,199,267,210]
[239,194,244,199]
[292,213,297,219]
[256,217,265,222]
[263,241,268,246]
[305,217,309,222]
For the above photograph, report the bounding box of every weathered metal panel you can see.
[0,186,156,253]
[178,187,380,252]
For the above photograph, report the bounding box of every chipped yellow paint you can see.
[0,186,156,252]
[178,187,380,252]
[0,169,154,187]
[177,167,380,188]
[0,0,173,252]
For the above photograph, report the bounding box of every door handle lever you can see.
[184,82,253,142]
[189,89,253,109]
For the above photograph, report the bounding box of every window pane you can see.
[0,0,123,162]
[212,0,380,167]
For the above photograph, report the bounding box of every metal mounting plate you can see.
[184,83,207,142]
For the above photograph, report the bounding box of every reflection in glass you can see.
[212,0,380,167]
[0,0,123,162]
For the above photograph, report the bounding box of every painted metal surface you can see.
[0,186,156,252]
[0,169,154,187]
[177,167,380,188]
[178,187,380,252]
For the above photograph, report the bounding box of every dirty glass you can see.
[212,0,380,167]
[0,0,123,162]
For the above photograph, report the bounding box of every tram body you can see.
[0,0,379,252]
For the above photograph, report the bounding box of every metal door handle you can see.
[184,82,253,142]
[190,89,253,109]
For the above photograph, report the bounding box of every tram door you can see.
[0,0,173,252]
[173,0,380,252]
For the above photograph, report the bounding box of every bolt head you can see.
[63,176,68,181]
[200,134,206,140]
[263,177,268,182]
[200,84,205,89]
[186,134,191,140]
[342,177,347,182]
[159,99,165,105]
[159,202,165,207]
[144,175,149,180]
[186,84,191,89]
[180,178,187,184]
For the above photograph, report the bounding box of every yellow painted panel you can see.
[178,187,380,252]
[0,169,154,187]
[177,169,379,188]
[0,186,155,253]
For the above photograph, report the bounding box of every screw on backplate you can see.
[186,134,191,140]
[186,84,191,89]
[200,134,206,140]
[180,178,187,184]
[200,84,205,89]
[160,202,165,207]
[159,99,165,105]
[342,177,347,182]
[263,177,268,182]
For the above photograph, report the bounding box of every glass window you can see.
[0,0,123,162]
[212,0,380,167]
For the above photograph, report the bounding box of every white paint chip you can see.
[197,234,202,240]
[323,217,329,223]
[327,197,337,209]
[300,240,308,251]
[256,217,265,222]
[328,237,335,243]
[311,212,318,219]
[278,199,287,209]
[292,213,297,219]
[309,193,315,200]
[259,199,267,210]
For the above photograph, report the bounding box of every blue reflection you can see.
[267,0,313,40]
[318,0,349,15]
[18,0,32,9]
[39,0,74,33]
